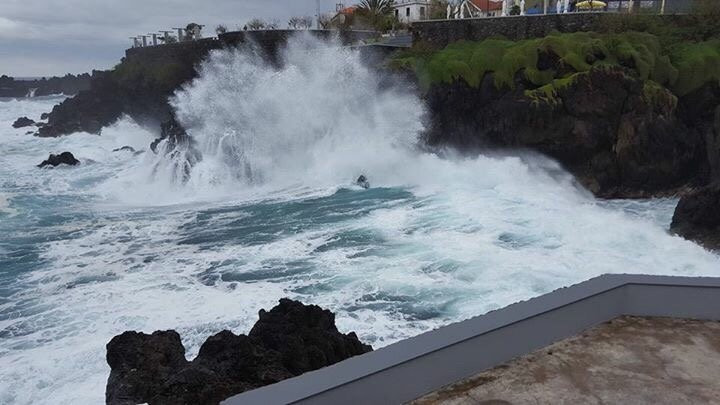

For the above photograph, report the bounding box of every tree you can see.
[289,17,303,29]
[429,0,450,19]
[215,24,228,35]
[247,18,266,30]
[356,0,397,31]
[317,14,332,29]
[266,19,281,30]
[289,16,314,29]
[357,0,395,16]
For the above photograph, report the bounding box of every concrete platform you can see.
[411,316,720,405]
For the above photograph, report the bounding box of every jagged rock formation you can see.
[105,299,372,405]
[37,152,80,168]
[37,72,125,138]
[12,117,35,128]
[671,184,720,250]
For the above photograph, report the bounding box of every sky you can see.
[0,0,337,77]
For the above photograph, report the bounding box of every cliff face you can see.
[38,53,204,137]
[393,31,720,198]
[423,68,717,198]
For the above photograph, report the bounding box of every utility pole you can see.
[316,0,322,29]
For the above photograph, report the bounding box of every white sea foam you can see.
[1,37,719,405]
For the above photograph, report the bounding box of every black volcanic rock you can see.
[37,152,80,168]
[150,118,192,154]
[12,117,35,128]
[113,146,136,153]
[105,299,372,405]
[249,298,372,374]
[422,67,711,198]
[106,331,188,405]
[671,184,720,250]
[37,71,123,138]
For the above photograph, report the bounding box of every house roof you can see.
[471,0,504,11]
[338,6,358,15]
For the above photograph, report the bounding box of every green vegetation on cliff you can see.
[392,32,720,97]
[112,59,195,95]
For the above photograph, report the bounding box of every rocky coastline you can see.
[8,21,717,405]
[106,299,372,405]
[0,73,91,98]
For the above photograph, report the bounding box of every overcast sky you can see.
[0,0,338,77]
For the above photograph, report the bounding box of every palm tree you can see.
[357,0,395,17]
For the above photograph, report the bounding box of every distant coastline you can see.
[0,74,92,98]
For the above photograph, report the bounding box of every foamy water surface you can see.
[1,38,719,404]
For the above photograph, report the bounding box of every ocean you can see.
[1,39,719,404]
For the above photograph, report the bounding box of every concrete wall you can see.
[124,30,378,65]
[411,12,693,47]
[222,274,720,405]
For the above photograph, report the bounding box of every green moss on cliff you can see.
[393,32,719,97]
[524,72,585,106]
[112,60,194,94]
[668,40,720,96]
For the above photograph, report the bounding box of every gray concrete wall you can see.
[124,30,378,64]
[411,13,695,48]
[222,274,720,405]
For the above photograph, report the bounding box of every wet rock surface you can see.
[37,152,80,168]
[423,67,715,198]
[105,299,372,405]
[12,117,35,128]
[671,184,720,250]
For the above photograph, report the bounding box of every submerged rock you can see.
[356,175,370,189]
[671,184,720,250]
[112,146,136,153]
[12,117,35,128]
[37,152,80,168]
[150,118,192,154]
[105,299,372,405]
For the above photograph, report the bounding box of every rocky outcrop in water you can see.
[37,152,80,168]
[37,71,124,138]
[105,299,372,405]
[671,184,720,250]
[12,117,35,128]
[423,67,714,198]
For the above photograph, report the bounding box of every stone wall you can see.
[124,37,222,65]
[411,13,691,48]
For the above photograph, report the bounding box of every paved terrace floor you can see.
[411,316,720,405]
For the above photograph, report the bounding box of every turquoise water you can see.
[2,40,719,405]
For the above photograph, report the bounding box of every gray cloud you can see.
[0,0,335,76]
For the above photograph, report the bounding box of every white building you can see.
[392,0,431,23]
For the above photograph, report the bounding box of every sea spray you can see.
[140,35,424,200]
[1,37,720,405]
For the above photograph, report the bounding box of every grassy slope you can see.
[391,31,720,100]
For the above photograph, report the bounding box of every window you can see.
[420,6,426,18]
[406,7,410,17]
[395,9,399,18]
